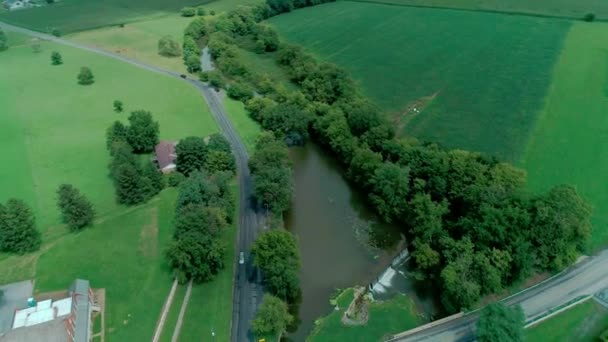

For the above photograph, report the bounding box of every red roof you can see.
[155,141,176,169]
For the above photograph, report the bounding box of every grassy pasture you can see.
[352,0,608,20]
[526,300,608,341]
[0,0,212,33]
[521,22,608,250]
[0,31,217,232]
[269,2,569,161]
[308,288,422,341]
[69,16,191,74]
[223,97,262,152]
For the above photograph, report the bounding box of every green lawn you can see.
[0,31,217,234]
[35,189,177,341]
[269,1,569,161]
[0,0,213,33]
[520,22,608,250]
[526,300,608,341]
[223,97,262,153]
[69,16,191,74]
[308,288,422,342]
[178,184,239,342]
[353,0,608,20]
[159,284,187,342]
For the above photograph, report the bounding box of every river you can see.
[285,143,437,340]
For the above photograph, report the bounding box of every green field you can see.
[269,2,569,161]
[69,16,191,74]
[223,97,262,152]
[353,0,608,20]
[308,288,422,341]
[0,0,211,33]
[526,300,608,341]
[521,22,608,250]
[0,31,217,232]
[35,190,177,341]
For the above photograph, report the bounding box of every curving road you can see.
[0,21,261,342]
[390,250,608,342]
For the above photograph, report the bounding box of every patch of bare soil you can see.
[342,286,370,326]
[35,290,68,301]
[395,92,440,133]
[138,208,159,258]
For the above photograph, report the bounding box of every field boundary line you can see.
[152,278,178,342]
[171,280,193,342]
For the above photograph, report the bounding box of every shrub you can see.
[208,71,225,90]
[0,28,7,52]
[583,13,595,22]
[199,71,210,82]
[51,28,61,37]
[77,67,94,85]
[167,172,186,187]
[158,36,182,57]
[51,51,62,65]
[197,7,206,16]
[113,100,123,113]
[210,10,216,15]
[227,83,254,101]
[181,7,196,17]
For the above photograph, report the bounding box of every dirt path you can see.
[171,280,193,342]
[152,278,179,342]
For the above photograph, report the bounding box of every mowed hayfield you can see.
[521,22,608,250]
[0,31,232,340]
[269,2,569,161]
[353,0,608,20]
[0,31,217,232]
[0,0,211,33]
[69,16,192,74]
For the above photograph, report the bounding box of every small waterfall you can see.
[369,249,410,295]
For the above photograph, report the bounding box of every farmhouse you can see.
[1,279,100,342]
[154,141,177,173]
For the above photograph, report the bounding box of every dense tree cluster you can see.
[249,132,293,213]
[251,229,301,302]
[105,114,163,205]
[167,158,236,283]
[175,134,236,177]
[56,184,95,231]
[182,17,207,72]
[158,35,182,57]
[476,302,524,342]
[0,199,41,254]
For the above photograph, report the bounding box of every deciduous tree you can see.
[126,110,159,153]
[252,294,293,337]
[158,36,182,57]
[51,51,62,65]
[0,28,7,52]
[56,184,95,231]
[476,302,524,342]
[176,136,208,176]
[77,67,94,85]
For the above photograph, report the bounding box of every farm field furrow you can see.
[269,1,569,161]
[521,22,608,250]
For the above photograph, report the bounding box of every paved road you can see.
[391,250,608,342]
[0,21,262,342]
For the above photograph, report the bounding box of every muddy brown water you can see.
[285,143,437,341]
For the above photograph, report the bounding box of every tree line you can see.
[165,134,237,284]
[190,1,593,314]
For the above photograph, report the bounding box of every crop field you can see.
[353,0,608,20]
[0,0,212,33]
[269,2,569,161]
[521,22,608,250]
[69,16,191,74]
[526,300,608,341]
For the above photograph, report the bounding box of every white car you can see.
[239,252,245,265]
